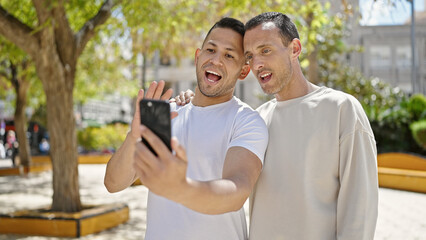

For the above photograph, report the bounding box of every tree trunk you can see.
[10,62,32,167]
[307,49,319,84]
[47,86,81,212]
[305,9,320,85]
[35,52,81,213]
[13,76,31,166]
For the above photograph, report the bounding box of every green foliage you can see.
[410,120,426,150]
[0,0,37,27]
[0,35,44,112]
[77,123,129,152]
[74,31,139,103]
[404,94,426,120]
[367,94,426,155]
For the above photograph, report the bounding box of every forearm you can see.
[104,133,139,193]
[174,177,251,215]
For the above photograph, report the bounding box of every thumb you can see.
[134,89,145,119]
[131,89,144,138]
[171,137,187,163]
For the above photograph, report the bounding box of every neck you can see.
[191,87,234,107]
[275,65,319,102]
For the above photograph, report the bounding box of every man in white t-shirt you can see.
[244,12,378,240]
[104,18,268,240]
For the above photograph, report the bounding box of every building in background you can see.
[74,94,133,128]
[327,0,426,94]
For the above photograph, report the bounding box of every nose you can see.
[209,53,223,66]
[251,56,264,71]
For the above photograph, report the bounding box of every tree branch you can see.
[32,0,56,52]
[0,5,39,57]
[32,0,50,24]
[75,0,114,57]
[52,0,76,64]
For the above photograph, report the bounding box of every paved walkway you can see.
[0,164,425,240]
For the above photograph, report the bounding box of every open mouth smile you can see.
[205,70,222,83]
[259,72,272,83]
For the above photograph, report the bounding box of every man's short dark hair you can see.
[202,17,245,47]
[245,12,300,46]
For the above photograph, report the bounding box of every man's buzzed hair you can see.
[245,12,300,46]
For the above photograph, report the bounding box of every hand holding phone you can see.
[139,99,172,155]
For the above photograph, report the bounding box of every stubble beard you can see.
[261,61,292,96]
[196,67,237,98]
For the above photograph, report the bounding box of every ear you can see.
[238,64,251,80]
[290,38,302,59]
[194,48,201,64]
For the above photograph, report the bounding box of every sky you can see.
[360,0,425,25]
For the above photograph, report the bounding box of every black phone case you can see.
[139,99,172,154]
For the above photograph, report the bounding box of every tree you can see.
[0,0,115,212]
[0,38,36,167]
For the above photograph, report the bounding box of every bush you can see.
[410,120,426,150]
[369,94,426,155]
[77,123,129,152]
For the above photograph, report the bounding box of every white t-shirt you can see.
[145,96,268,240]
[250,87,378,240]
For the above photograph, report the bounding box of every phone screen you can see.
[139,99,172,154]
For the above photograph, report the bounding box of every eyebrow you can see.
[244,44,270,55]
[206,41,237,52]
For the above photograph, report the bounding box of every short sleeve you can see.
[228,110,269,164]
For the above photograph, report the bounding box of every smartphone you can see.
[139,99,172,155]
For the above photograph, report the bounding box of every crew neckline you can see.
[189,96,237,111]
[274,86,327,107]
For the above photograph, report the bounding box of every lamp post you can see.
[409,0,417,94]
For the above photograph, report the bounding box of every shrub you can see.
[410,120,426,150]
[369,94,426,155]
[77,123,129,152]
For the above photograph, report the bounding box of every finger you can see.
[145,81,158,99]
[171,112,178,120]
[140,125,172,160]
[133,154,147,176]
[135,89,145,117]
[184,89,194,102]
[169,98,176,103]
[177,92,185,105]
[133,162,147,180]
[161,88,174,101]
[131,89,145,138]
[171,137,187,163]
[153,80,165,99]
[134,140,159,170]
[133,148,148,178]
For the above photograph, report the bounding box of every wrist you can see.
[174,177,194,205]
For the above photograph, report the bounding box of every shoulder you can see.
[229,99,269,162]
[233,98,266,124]
[328,88,365,116]
[320,87,373,136]
[255,99,276,119]
[314,87,364,113]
